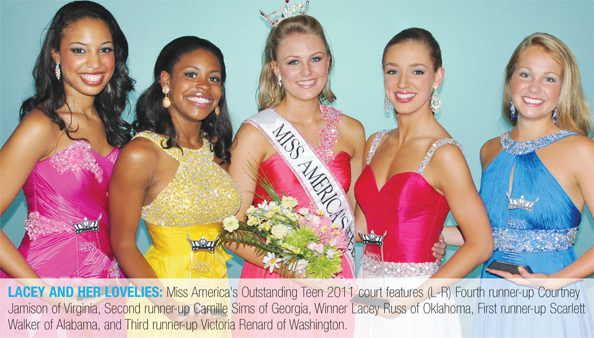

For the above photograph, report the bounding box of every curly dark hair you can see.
[20,1,134,148]
[134,36,233,163]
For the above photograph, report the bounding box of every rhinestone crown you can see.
[187,234,219,253]
[260,0,309,27]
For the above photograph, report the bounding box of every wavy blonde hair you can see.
[257,15,335,110]
[502,33,592,136]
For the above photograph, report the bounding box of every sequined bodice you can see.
[134,131,241,227]
[355,133,463,263]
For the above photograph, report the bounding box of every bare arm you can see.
[0,111,57,278]
[226,123,275,268]
[109,139,159,279]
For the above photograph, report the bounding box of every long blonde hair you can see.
[502,33,592,136]
[257,15,335,110]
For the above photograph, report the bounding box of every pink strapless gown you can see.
[1,141,125,338]
[235,152,354,338]
[2,140,121,278]
[240,151,353,279]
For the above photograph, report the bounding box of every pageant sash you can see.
[246,109,355,275]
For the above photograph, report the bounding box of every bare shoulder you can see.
[431,142,467,168]
[18,109,61,141]
[117,137,161,167]
[232,122,268,145]
[480,136,502,169]
[558,134,594,156]
[339,113,365,133]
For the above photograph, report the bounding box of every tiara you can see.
[260,0,309,27]
[358,228,387,247]
[70,214,102,235]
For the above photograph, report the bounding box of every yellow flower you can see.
[321,225,328,233]
[316,210,325,216]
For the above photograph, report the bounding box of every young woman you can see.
[0,0,132,281]
[228,14,365,280]
[474,33,593,338]
[354,28,493,336]
[110,36,240,280]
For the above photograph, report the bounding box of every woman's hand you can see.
[432,234,447,265]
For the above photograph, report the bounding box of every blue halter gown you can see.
[474,130,593,338]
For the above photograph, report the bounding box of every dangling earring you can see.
[430,88,441,114]
[510,101,517,121]
[106,83,111,94]
[215,106,221,116]
[277,75,282,87]
[552,106,558,125]
[384,95,392,113]
[55,64,61,80]
[162,86,171,108]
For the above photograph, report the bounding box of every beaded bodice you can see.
[271,104,342,164]
[133,131,241,228]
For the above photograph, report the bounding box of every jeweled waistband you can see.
[361,253,439,278]
[25,211,74,240]
[493,227,577,253]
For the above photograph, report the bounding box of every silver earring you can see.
[510,101,517,121]
[55,64,61,80]
[277,75,282,87]
[106,83,111,94]
[384,95,392,113]
[552,106,558,125]
[430,89,441,114]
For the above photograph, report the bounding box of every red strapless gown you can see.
[355,167,448,264]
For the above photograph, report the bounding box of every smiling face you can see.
[511,46,562,122]
[52,18,115,98]
[271,33,330,103]
[161,49,222,124]
[383,41,443,115]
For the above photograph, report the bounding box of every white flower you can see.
[281,196,298,209]
[269,202,281,213]
[271,224,289,239]
[326,249,335,259]
[298,208,310,216]
[306,242,324,254]
[247,216,259,226]
[329,238,337,247]
[222,216,239,232]
[246,205,257,215]
[257,201,269,210]
[263,252,279,273]
[296,259,309,272]
[316,210,325,217]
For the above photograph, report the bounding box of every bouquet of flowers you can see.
[219,176,348,279]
